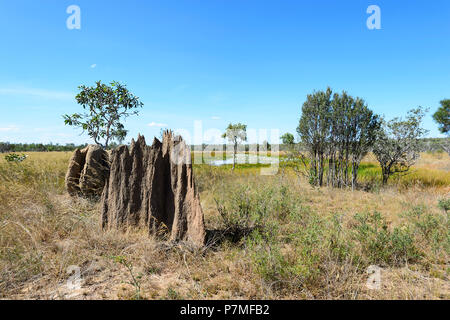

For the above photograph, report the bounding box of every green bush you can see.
[438,198,450,213]
[404,205,449,254]
[246,208,328,288]
[214,182,299,236]
[352,211,421,266]
[4,153,27,163]
[327,214,357,264]
[215,186,260,234]
[246,227,288,284]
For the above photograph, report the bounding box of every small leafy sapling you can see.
[222,123,247,170]
[4,153,27,163]
[63,81,143,149]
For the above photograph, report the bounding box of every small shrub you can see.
[246,228,287,284]
[112,255,143,300]
[327,214,357,263]
[214,184,273,239]
[403,205,449,254]
[438,198,450,213]
[4,153,27,163]
[352,211,421,266]
[166,287,181,300]
[214,190,255,240]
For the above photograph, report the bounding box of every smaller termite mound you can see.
[65,145,110,198]
[101,131,205,247]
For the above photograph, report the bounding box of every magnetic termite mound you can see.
[100,131,205,246]
[65,145,110,198]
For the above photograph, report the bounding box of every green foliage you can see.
[246,204,328,287]
[373,107,428,184]
[297,88,380,188]
[222,123,247,142]
[297,87,332,186]
[327,214,356,263]
[215,180,326,287]
[206,167,447,292]
[166,287,181,300]
[112,255,144,300]
[63,81,143,149]
[432,99,450,135]
[404,205,449,253]
[352,211,421,266]
[214,184,271,239]
[222,123,247,170]
[281,132,295,145]
[438,198,450,213]
[214,181,302,233]
[4,153,27,163]
[0,142,88,153]
[246,227,288,284]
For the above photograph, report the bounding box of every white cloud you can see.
[0,125,19,132]
[90,64,97,68]
[0,87,74,100]
[211,116,221,120]
[148,122,168,127]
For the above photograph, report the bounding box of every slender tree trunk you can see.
[328,156,333,187]
[311,150,318,185]
[344,146,349,186]
[351,161,358,191]
[104,122,112,150]
[338,154,344,188]
[318,153,324,186]
[232,141,237,171]
[382,166,390,185]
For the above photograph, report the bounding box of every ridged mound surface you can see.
[65,145,109,197]
[100,131,205,246]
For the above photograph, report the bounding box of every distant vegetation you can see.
[222,123,247,170]
[0,142,88,153]
[0,142,124,153]
[432,99,449,135]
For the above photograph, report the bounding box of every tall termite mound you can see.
[100,131,205,246]
[65,145,110,197]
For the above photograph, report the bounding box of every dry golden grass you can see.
[0,151,448,300]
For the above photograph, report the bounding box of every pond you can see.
[209,154,279,166]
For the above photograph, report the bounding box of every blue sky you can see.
[0,0,449,144]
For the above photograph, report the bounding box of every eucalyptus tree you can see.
[327,92,380,188]
[328,91,353,187]
[347,97,380,189]
[373,107,428,185]
[63,81,143,149]
[297,87,332,186]
[298,88,379,188]
[281,132,295,146]
[433,99,450,135]
[222,123,247,170]
[432,99,450,154]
